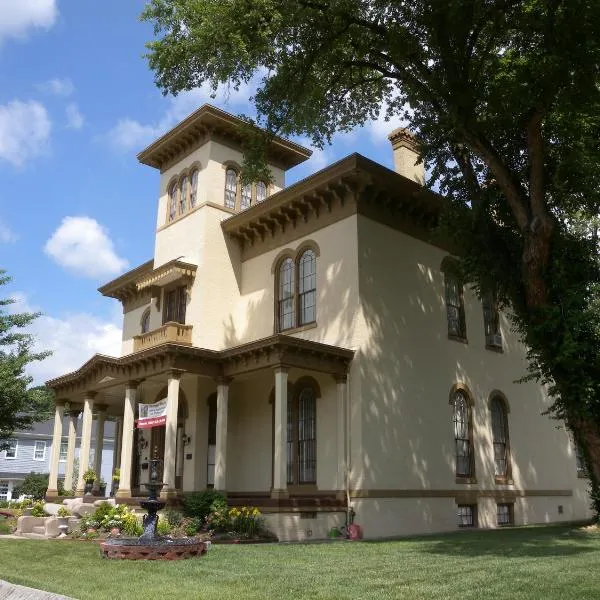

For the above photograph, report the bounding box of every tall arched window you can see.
[287,384,317,484]
[190,169,199,208]
[278,258,295,331]
[483,291,502,348]
[452,390,473,478]
[168,182,177,222]
[179,176,188,215]
[298,250,316,325]
[241,183,252,210]
[224,168,237,209]
[444,271,466,339]
[256,181,267,203]
[490,396,509,479]
[141,308,151,334]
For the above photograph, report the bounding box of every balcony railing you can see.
[133,322,193,352]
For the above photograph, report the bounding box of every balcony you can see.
[133,322,193,352]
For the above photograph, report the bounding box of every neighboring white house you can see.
[45,104,591,540]
[1,418,114,501]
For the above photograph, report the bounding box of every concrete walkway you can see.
[0,580,76,600]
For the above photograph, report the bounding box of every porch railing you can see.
[133,322,193,352]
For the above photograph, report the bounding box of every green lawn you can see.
[1,526,600,600]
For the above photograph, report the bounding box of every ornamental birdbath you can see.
[100,449,207,560]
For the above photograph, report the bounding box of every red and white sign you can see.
[136,398,167,429]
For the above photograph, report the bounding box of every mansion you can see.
[45,104,590,540]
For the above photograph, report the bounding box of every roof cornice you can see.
[137,104,312,171]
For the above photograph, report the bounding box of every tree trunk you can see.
[522,226,552,310]
[573,417,600,489]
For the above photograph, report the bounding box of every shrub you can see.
[17,473,49,500]
[164,509,183,528]
[157,519,171,536]
[182,490,226,523]
[30,501,46,517]
[92,502,114,523]
[184,517,202,537]
[56,506,71,518]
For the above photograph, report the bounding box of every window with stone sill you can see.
[497,503,513,526]
[457,504,476,527]
[163,285,187,325]
[223,167,269,211]
[167,167,200,223]
[276,249,317,332]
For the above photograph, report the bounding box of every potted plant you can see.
[111,468,120,497]
[98,478,107,497]
[56,506,71,538]
[82,469,96,495]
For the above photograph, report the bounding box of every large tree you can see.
[142,1,600,506]
[0,271,53,448]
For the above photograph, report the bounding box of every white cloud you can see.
[365,99,411,142]
[37,77,75,97]
[0,0,58,43]
[65,102,84,130]
[10,293,122,385]
[0,219,18,243]
[44,216,129,279]
[0,100,51,167]
[105,79,259,152]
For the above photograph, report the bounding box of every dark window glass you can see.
[287,386,317,485]
[457,504,475,527]
[483,291,502,347]
[298,250,316,325]
[190,169,199,207]
[278,258,295,331]
[225,168,237,209]
[256,181,267,203]
[179,176,188,214]
[168,182,177,221]
[445,273,465,338]
[164,286,187,324]
[141,309,151,334]
[497,503,513,526]
[491,397,508,477]
[453,391,472,477]
[241,183,252,210]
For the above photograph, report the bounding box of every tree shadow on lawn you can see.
[419,526,597,559]
[362,526,597,559]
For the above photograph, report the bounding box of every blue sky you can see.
[0,1,405,384]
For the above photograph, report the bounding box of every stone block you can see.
[75,504,95,517]
[44,503,62,516]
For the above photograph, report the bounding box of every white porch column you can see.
[214,378,230,493]
[272,368,288,499]
[161,372,181,499]
[116,384,137,498]
[76,393,95,496]
[92,405,106,492]
[47,400,65,496]
[113,417,122,472]
[63,408,79,493]
[335,375,348,500]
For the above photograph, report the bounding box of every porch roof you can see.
[46,335,355,399]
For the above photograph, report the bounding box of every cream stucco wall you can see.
[352,215,591,534]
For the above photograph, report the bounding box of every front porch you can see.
[45,335,354,521]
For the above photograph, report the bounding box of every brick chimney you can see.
[387,128,424,185]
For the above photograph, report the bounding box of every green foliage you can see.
[157,519,171,536]
[0,271,53,448]
[112,468,120,482]
[30,501,46,517]
[163,508,183,527]
[143,0,600,510]
[182,490,226,523]
[18,472,50,500]
[79,503,142,537]
[82,469,96,483]
[56,506,71,517]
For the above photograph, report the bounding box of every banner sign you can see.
[136,398,167,429]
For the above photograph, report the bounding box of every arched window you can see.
[483,291,502,348]
[141,309,151,334]
[241,182,252,210]
[179,176,188,215]
[287,385,317,484]
[452,390,473,478]
[278,258,295,331]
[444,270,466,339]
[256,181,267,203]
[190,169,199,208]
[224,168,237,209]
[168,182,177,222]
[298,250,316,325]
[490,396,509,478]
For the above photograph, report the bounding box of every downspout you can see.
[345,368,352,527]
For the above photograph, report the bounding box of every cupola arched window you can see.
[190,169,199,208]
[256,181,267,203]
[241,182,252,210]
[168,182,177,222]
[224,168,238,209]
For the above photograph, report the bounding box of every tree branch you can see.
[526,104,552,230]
